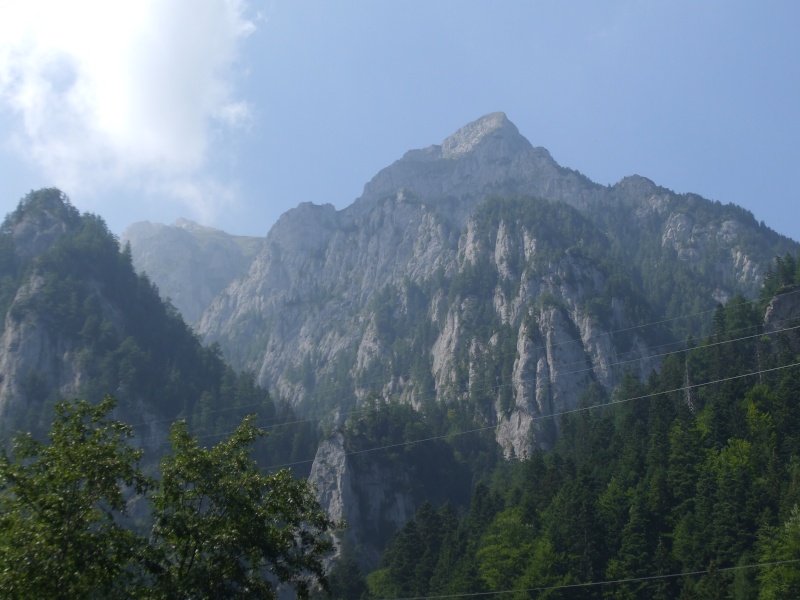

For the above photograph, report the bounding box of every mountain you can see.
[186,113,794,439]
[364,284,800,598]
[120,219,264,325]
[121,112,798,564]
[0,189,309,464]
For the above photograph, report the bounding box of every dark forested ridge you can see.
[0,189,317,471]
[352,266,800,599]
[0,191,338,597]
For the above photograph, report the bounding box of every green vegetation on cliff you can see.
[363,259,800,599]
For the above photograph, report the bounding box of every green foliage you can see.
[0,398,335,599]
[368,501,450,598]
[0,396,146,599]
[146,416,335,599]
[758,505,800,599]
[476,507,536,589]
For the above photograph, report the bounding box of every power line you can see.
[384,558,800,600]
[136,317,800,446]
[260,362,800,470]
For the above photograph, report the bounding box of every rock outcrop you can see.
[764,288,800,354]
[190,113,794,452]
[308,432,416,569]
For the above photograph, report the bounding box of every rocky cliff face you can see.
[355,112,603,227]
[0,190,237,449]
[763,288,800,354]
[0,192,84,421]
[308,432,416,568]
[0,276,79,421]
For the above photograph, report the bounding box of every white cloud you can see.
[0,0,253,217]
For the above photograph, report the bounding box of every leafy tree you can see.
[143,415,337,599]
[0,398,336,599]
[0,396,147,599]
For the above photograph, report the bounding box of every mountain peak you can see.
[440,112,519,158]
[6,189,78,224]
[356,112,564,217]
[2,188,82,262]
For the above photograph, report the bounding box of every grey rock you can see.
[308,431,415,570]
[126,113,799,556]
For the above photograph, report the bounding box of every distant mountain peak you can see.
[440,112,518,158]
[173,218,221,234]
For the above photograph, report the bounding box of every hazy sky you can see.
[1,1,798,242]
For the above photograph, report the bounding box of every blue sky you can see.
[1,1,798,242]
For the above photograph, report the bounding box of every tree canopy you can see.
[0,396,336,599]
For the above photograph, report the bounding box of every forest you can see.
[0,189,320,473]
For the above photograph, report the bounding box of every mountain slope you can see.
[365,282,800,598]
[0,190,280,452]
[120,219,264,325]
[190,113,795,449]
[121,113,799,563]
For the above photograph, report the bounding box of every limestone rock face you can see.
[307,432,351,527]
[0,276,81,420]
[198,193,458,404]
[116,113,800,556]
[356,112,603,228]
[764,290,800,330]
[764,289,800,354]
[0,193,84,421]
